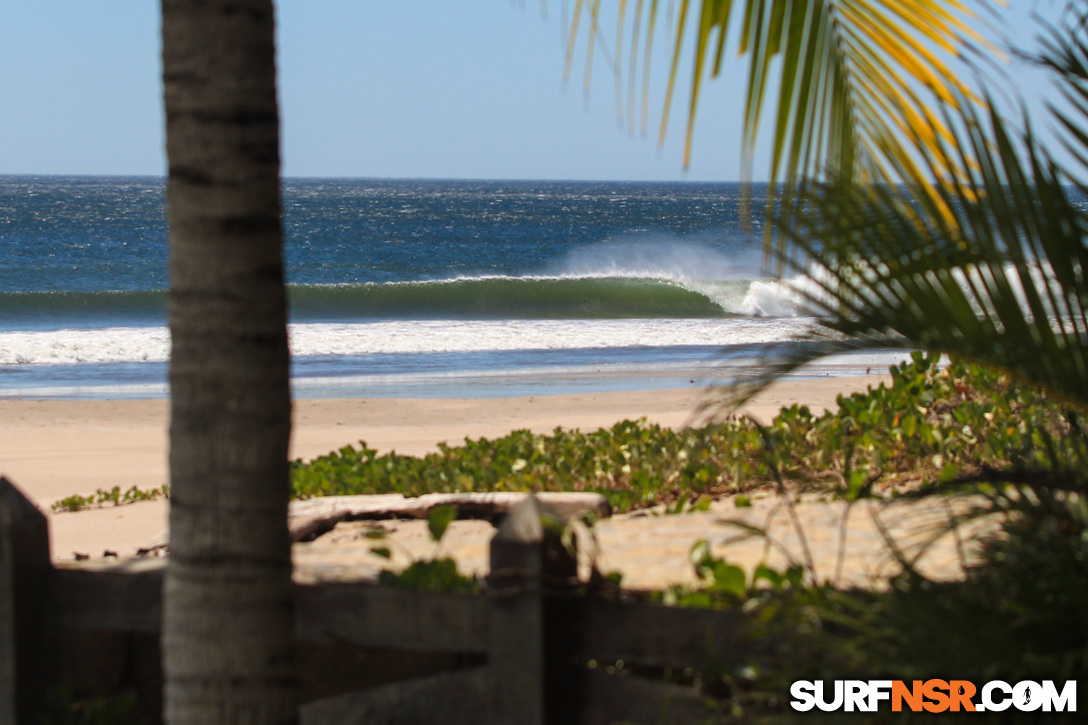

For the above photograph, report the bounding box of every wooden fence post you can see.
[486,494,578,725]
[0,477,52,724]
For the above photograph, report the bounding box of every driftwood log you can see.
[287,492,612,543]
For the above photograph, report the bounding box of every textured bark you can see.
[160,1,297,723]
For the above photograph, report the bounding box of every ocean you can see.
[0,175,891,400]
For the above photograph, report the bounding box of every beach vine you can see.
[51,355,1081,517]
[51,485,169,514]
[291,352,1087,511]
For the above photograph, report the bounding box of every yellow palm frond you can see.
[565,0,992,257]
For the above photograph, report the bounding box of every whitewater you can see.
[0,176,888,399]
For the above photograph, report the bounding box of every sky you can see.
[0,1,1069,182]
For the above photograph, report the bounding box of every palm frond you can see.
[738,83,1088,408]
[565,0,985,258]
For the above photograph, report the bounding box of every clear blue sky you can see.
[0,1,1065,182]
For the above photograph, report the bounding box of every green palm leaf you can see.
[565,0,984,255]
[742,74,1088,408]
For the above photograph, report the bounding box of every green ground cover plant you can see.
[56,354,1078,519]
[291,353,1087,510]
[293,353,1088,720]
[51,485,170,513]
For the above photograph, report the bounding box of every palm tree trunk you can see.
[160,1,296,722]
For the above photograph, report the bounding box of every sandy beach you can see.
[1,376,889,569]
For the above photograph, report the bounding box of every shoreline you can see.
[0,375,888,561]
[0,348,910,402]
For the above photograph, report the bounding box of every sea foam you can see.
[0,317,813,366]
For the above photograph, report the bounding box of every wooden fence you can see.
[1,476,776,724]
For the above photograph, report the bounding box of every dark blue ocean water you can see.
[3,176,766,289]
[0,176,868,399]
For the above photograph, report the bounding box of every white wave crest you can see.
[0,328,171,365]
[0,318,815,366]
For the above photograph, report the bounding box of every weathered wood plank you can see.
[294,583,488,652]
[488,495,549,725]
[487,494,583,725]
[1,476,53,724]
[579,669,716,725]
[49,562,490,652]
[298,643,482,706]
[572,599,757,670]
[49,561,165,633]
[48,566,771,671]
[300,665,488,725]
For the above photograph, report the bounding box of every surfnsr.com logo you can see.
[790,680,1076,713]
